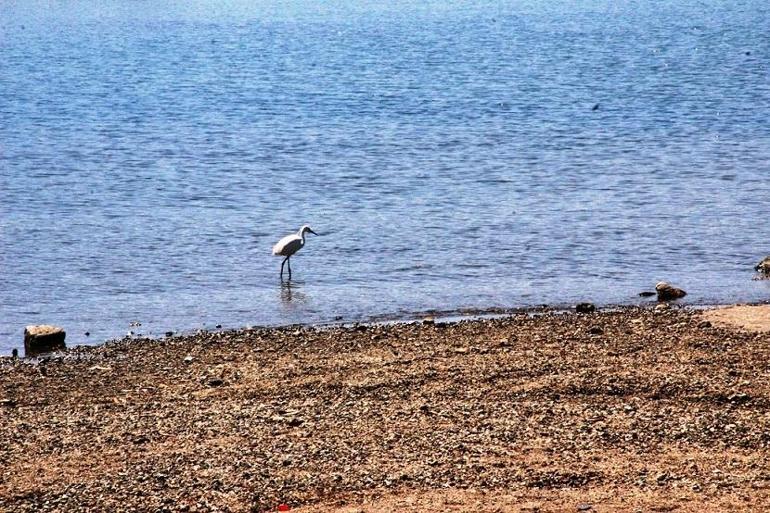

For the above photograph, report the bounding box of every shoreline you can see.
[6,298,770,359]
[3,305,770,511]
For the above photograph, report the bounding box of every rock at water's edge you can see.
[655,282,687,302]
[24,325,66,357]
[756,256,770,274]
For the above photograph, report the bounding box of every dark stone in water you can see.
[592,103,600,111]
[165,331,174,337]
[755,255,770,274]
[638,291,656,297]
[655,282,687,301]
[24,325,66,357]
[576,303,596,314]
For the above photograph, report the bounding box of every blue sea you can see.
[2,0,770,354]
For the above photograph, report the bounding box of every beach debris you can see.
[655,282,687,301]
[0,398,17,408]
[575,302,596,314]
[11,348,18,359]
[577,504,593,511]
[422,317,435,325]
[207,377,224,387]
[287,417,304,427]
[755,255,770,274]
[183,355,194,363]
[24,325,66,357]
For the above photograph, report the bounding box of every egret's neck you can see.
[297,228,306,243]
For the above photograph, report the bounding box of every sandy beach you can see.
[3,305,770,512]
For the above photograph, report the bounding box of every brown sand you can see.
[2,306,770,512]
[702,304,770,333]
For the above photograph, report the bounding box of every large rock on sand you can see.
[24,325,66,356]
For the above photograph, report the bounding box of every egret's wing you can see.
[273,234,302,256]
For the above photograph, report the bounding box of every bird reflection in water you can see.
[280,280,308,306]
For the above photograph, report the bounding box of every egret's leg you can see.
[280,257,288,279]
[287,257,292,280]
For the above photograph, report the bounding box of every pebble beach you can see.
[3,305,770,512]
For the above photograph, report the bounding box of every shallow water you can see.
[2,0,770,354]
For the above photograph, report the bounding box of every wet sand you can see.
[2,305,770,512]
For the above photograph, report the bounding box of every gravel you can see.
[2,306,770,512]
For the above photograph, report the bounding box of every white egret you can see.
[272,225,318,280]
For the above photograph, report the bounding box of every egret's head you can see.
[299,225,318,236]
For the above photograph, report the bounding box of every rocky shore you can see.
[2,306,770,512]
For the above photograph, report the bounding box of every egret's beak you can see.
[308,229,318,236]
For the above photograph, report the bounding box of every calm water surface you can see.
[2,1,770,354]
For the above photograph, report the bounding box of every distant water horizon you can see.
[2,0,770,354]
